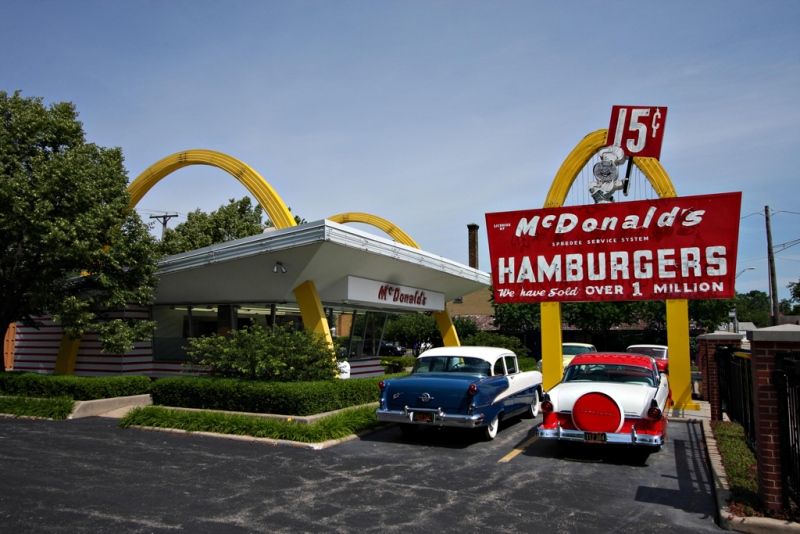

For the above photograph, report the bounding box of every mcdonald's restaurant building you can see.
[4,219,490,378]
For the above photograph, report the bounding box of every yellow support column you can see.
[666,299,699,412]
[434,311,460,347]
[293,280,334,348]
[53,336,81,375]
[540,302,564,391]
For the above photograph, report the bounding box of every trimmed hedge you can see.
[120,404,381,442]
[0,372,151,400]
[150,376,383,416]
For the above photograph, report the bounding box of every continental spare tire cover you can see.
[572,392,624,433]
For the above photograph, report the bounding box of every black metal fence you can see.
[775,352,800,505]
[716,345,756,449]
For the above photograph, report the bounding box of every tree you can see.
[0,91,158,354]
[735,290,771,327]
[791,279,800,302]
[452,316,479,340]
[384,313,438,355]
[689,298,734,332]
[157,197,304,257]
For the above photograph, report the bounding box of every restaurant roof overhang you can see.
[154,219,491,310]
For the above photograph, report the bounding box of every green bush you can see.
[0,372,151,400]
[712,421,760,513]
[0,396,75,419]
[380,355,417,373]
[462,331,530,357]
[150,376,382,415]
[185,325,338,381]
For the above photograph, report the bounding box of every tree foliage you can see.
[791,280,800,302]
[462,331,529,357]
[384,313,438,355]
[735,290,771,327]
[689,298,734,331]
[452,316,479,340]
[0,91,158,353]
[157,197,304,257]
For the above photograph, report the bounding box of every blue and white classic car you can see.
[376,346,543,440]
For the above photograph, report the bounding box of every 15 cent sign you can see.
[607,105,668,159]
[485,192,741,303]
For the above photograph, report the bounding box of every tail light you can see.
[647,399,662,420]
[467,383,478,396]
[540,393,553,414]
[378,380,386,391]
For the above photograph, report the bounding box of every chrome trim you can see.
[376,406,486,429]
[538,423,663,447]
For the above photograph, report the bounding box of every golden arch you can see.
[539,129,696,412]
[328,212,459,347]
[129,149,297,229]
[328,212,420,248]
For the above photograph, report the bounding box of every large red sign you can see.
[606,105,668,159]
[485,192,742,303]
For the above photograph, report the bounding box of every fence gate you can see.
[716,345,756,449]
[776,351,800,505]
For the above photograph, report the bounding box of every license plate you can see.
[414,412,433,423]
[584,432,607,443]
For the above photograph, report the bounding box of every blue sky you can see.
[2,1,799,301]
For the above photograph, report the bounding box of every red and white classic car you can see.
[538,353,669,453]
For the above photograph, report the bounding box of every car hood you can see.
[549,382,656,417]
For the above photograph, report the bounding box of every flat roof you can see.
[154,219,491,310]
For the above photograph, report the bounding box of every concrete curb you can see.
[69,394,152,419]
[127,424,363,450]
[151,402,379,425]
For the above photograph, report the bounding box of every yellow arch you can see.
[128,149,297,229]
[540,129,695,412]
[328,212,459,347]
[328,212,420,248]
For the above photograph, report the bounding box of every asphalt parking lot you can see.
[0,415,722,533]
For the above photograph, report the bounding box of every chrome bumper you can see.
[538,424,663,447]
[376,406,485,429]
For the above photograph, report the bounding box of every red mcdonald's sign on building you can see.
[485,192,742,303]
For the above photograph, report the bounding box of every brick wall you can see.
[749,326,800,512]
[695,332,742,421]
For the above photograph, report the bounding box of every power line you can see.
[149,213,179,239]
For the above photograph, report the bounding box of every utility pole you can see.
[149,213,179,240]
[765,205,780,325]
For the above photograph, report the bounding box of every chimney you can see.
[467,223,479,269]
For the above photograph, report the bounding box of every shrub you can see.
[462,331,530,357]
[120,404,381,442]
[185,325,338,381]
[380,355,417,373]
[0,396,74,419]
[0,372,151,400]
[150,376,382,415]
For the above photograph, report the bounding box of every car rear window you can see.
[628,346,667,359]
[564,363,656,386]
[412,356,491,375]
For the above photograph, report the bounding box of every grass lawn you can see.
[0,396,75,419]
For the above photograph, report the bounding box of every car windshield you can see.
[562,345,596,355]
[628,346,667,359]
[563,363,656,386]
[412,356,491,376]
